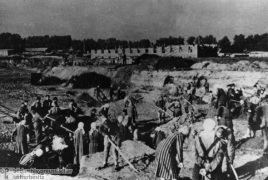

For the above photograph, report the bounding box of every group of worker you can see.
[10,77,268,179]
[154,80,268,180]
[72,97,138,171]
[96,85,123,102]
[12,91,138,172]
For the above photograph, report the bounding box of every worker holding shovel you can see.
[98,115,122,171]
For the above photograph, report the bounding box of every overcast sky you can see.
[1,0,268,41]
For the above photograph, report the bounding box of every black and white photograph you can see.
[0,0,268,179]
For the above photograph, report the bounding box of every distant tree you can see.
[195,36,204,45]
[218,36,231,53]
[232,34,246,53]
[187,36,196,45]
[155,36,184,46]
[203,35,217,44]
[0,32,23,51]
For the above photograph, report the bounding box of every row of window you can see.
[94,47,194,54]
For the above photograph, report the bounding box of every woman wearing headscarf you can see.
[88,122,102,154]
[155,125,191,180]
[73,122,85,165]
[192,119,226,180]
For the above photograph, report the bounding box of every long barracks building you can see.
[90,45,217,59]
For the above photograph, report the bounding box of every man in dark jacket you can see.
[98,115,122,171]
[156,95,167,124]
[31,97,42,113]
[43,95,52,110]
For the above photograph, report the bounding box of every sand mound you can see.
[192,60,268,71]
[79,140,155,179]
[120,140,155,158]
[76,92,98,107]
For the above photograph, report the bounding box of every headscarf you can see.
[75,122,85,134]
[117,116,124,124]
[199,118,216,149]
[20,120,26,126]
[35,149,44,157]
[89,122,97,135]
[155,127,162,131]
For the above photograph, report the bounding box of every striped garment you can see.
[19,153,36,167]
[155,132,184,180]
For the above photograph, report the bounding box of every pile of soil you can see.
[134,54,160,67]
[79,140,155,180]
[72,72,111,88]
[154,57,195,70]
[192,60,268,71]
[113,66,141,88]
[76,92,98,107]
[40,76,64,85]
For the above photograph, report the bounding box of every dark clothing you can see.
[217,106,235,166]
[156,99,166,110]
[217,106,233,130]
[14,124,29,155]
[44,151,60,169]
[99,106,109,118]
[121,115,134,140]
[155,133,184,180]
[215,88,227,109]
[31,101,42,113]
[99,119,122,165]
[33,116,43,144]
[227,88,235,109]
[49,106,60,115]
[169,102,183,117]
[73,129,84,165]
[99,119,121,139]
[88,130,102,154]
[152,131,166,148]
[43,99,52,108]
[248,103,259,130]
[24,113,33,130]
[17,105,28,119]
[126,104,138,126]
[193,135,225,180]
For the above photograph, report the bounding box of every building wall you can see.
[248,52,268,57]
[91,45,199,59]
[0,49,11,56]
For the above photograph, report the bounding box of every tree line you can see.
[1,32,268,53]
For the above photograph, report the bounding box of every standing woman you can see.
[73,122,85,165]
[155,125,191,180]
[88,122,102,154]
[13,120,29,155]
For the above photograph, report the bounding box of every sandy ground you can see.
[0,66,268,180]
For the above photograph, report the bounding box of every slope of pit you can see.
[79,140,155,180]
